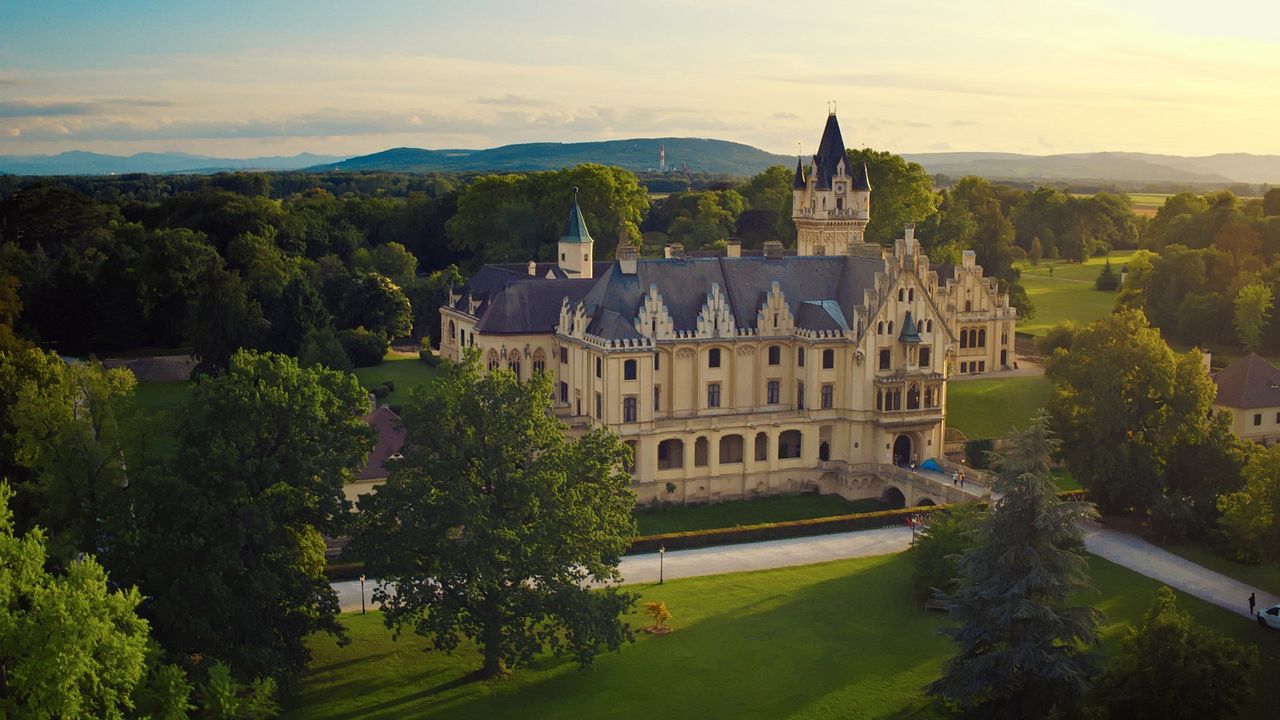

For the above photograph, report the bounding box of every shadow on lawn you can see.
[297,556,952,720]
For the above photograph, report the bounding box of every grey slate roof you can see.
[456,252,886,339]
[1214,353,1280,409]
[559,189,593,244]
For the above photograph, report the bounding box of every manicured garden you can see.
[634,494,884,536]
[288,552,1280,720]
[1014,251,1135,337]
[946,375,1052,440]
[353,352,442,407]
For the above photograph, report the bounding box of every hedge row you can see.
[626,489,1089,555]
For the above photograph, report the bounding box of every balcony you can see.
[874,406,943,427]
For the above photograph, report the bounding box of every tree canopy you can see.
[358,353,638,676]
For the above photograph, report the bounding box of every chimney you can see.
[725,238,741,258]
[617,242,638,274]
[962,249,977,269]
[527,260,537,276]
[763,240,783,258]
[904,223,915,244]
[665,243,685,259]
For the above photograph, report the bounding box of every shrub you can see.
[910,504,983,603]
[964,439,994,469]
[337,327,388,368]
[371,385,390,399]
[1095,259,1120,291]
[1147,493,1202,543]
[299,327,353,373]
[381,380,395,392]
[420,351,440,366]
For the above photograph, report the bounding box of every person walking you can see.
[1249,592,1257,616]
[952,471,958,486]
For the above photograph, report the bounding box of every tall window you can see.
[822,349,834,369]
[754,432,768,461]
[707,383,721,408]
[798,347,806,367]
[768,345,781,365]
[595,356,602,377]
[595,392,602,419]
[623,397,637,422]
[879,349,891,370]
[767,380,780,404]
[624,359,637,380]
[654,386,661,412]
[821,383,833,409]
[708,348,721,368]
[719,435,744,464]
[694,437,709,467]
[559,382,568,403]
[978,328,987,347]
[654,352,661,370]
[487,350,500,371]
[919,347,931,367]
[778,430,802,459]
[796,382,805,410]
[560,346,568,363]
[532,349,546,373]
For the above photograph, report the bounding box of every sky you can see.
[1,0,1279,159]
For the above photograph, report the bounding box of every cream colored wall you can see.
[943,265,1016,374]
[1217,405,1280,445]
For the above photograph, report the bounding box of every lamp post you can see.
[359,574,366,615]
[659,546,666,585]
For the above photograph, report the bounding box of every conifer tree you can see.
[929,412,1101,719]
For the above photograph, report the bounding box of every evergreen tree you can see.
[1095,259,1120,290]
[929,413,1101,719]
[1028,236,1043,265]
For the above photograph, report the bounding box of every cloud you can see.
[1038,136,1056,148]
[929,142,952,151]
[771,111,798,120]
[475,94,546,107]
[0,97,176,118]
[950,119,978,127]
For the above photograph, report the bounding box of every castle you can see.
[439,112,1015,505]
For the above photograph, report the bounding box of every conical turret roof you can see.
[559,187,593,244]
[898,310,922,344]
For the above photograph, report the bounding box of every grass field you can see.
[946,375,1053,440]
[1014,251,1135,337]
[634,494,885,535]
[287,552,1280,720]
[353,353,442,407]
[1161,540,1280,598]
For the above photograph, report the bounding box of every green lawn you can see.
[634,494,884,536]
[1014,251,1136,337]
[288,552,1280,720]
[353,354,442,408]
[946,375,1053,440]
[1161,540,1280,598]
[1051,469,1081,491]
[116,380,192,468]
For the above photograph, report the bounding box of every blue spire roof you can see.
[898,310,922,344]
[559,187,594,245]
[792,156,807,189]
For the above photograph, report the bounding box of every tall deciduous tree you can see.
[1232,281,1273,352]
[929,413,1100,719]
[0,482,151,719]
[1216,444,1280,564]
[9,354,135,559]
[121,350,372,681]
[1046,309,1214,515]
[359,354,637,677]
[1092,586,1256,720]
[340,272,412,339]
[844,149,938,245]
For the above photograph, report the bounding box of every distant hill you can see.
[902,151,1280,185]
[310,138,795,176]
[0,151,346,176]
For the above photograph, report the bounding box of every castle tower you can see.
[557,186,594,279]
[792,111,871,256]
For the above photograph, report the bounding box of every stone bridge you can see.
[817,461,990,508]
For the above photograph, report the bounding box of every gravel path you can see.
[334,521,1279,621]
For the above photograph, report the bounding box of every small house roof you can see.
[1213,353,1280,409]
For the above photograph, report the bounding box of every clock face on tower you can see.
[835,183,845,193]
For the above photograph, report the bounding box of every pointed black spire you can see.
[813,113,847,190]
[792,156,806,189]
[853,160,872,191]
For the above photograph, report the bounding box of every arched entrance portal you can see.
[881,485,906,509]
[893,434,912,466]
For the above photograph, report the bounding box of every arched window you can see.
[778,430,803,459]
[448,320,455,340]
[926,319,932,332]
[508,349,522,379]
[908,288,914,302]
[978,328,987,347]
[907,383,920,410]
[888,321,894,334]
[960,330,969,349]
[876,389,884,410]
[878,321,885,335]
[719,435,744,464]
[754,432,769,461]
[657,439,684,470]
[532,348,546,373]
[694,437,709,467]
[898,288,904,301]
[965,300,972,312]
[819,441,830,461]
[487,349,500,371]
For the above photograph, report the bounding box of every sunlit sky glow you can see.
[2,0,1278,158]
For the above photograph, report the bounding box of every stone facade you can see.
[439,113,1015,505]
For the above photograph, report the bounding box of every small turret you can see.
[557,186,594,279]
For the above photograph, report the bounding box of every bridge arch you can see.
[881,485,907,509]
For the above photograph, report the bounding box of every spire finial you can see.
[829,99,837,115]
[571,185,579,197]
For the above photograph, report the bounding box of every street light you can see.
[659,546,666,585]
[359,574,366,615]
